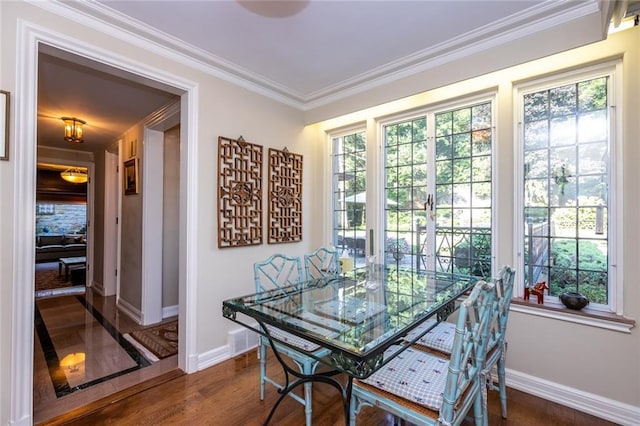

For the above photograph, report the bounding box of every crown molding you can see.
[29,0,604,111]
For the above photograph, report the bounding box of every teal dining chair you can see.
[253,254,331,426]
[405,265,516,420]
[349,279,497,426]
[303,246,340,280]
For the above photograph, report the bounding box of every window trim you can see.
[513,60,624,315]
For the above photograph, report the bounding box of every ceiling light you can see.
[60,167,88,184]
[61,117,86,143]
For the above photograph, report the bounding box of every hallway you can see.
[33,288,179,423]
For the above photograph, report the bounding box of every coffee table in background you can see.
[58,256,86,281]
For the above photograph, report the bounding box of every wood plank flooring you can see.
[57,350,618,426]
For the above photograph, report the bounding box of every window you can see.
[383,101,494,277]
[518,65,619,311]
[331,130,367,267]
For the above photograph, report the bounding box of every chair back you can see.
[439,279,496,423]
[254,254,303,293]
[304,247,340,280]
[487,265,516,351]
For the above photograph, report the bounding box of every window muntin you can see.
[522,76,610,306]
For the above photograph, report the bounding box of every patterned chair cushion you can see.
[362,347,451,411]
[266,325,321,352]
[415,321,455,354]
[413,320,499,355]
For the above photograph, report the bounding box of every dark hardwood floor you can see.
[46,350,617,426]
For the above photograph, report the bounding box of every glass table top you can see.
[223,267,478,377]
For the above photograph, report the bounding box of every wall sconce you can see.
[61,117,85,143]
[60,167,88,184]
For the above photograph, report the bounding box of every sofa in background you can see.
[35,234,86,263]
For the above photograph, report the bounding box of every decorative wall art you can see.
[268,147,303,244]
[123,158,139,195]
[1,90,9,160]
[217,136,263,248]
[129,138,137,159]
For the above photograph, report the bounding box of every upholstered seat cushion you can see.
[407,320,455,354]
[361,347,453,411]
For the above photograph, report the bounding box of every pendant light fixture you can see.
[61,117,86,143]
[60,167,88,184]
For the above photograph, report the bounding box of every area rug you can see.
[34,262,72,292]
[129,321,178,359]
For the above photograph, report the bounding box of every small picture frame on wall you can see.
[123,158,139,195]
[129,139,137,159]
[1,90,9,161]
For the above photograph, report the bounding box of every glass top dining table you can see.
[222,266,479,380]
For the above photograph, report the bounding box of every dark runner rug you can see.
[129,321,178,359]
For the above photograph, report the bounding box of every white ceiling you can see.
[37,0,619,151]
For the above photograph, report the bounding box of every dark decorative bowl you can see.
[560,292,589,310]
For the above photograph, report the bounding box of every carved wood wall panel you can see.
[217,136,263,248]
[268,148,302,244]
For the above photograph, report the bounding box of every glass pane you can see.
[452,108,471,133]
[524,91,548,122]
[436,136,452,160]
[552,208,576,237]
[578,77,607,111]
[452,158,471,183]
[453,208,470,227]
[524,120,548,150]
[578,143,607,174]
[472,103,491,129]
[453,184,471,207]
[472,183,491,207]
[436,160,452,184]
[550,116,576,146]
[524,179,549,206]
[471,129,491,155]
[453,133,471,158]
[578,110,608,143]
[524,149,547,178]
[578,207,607,238]
[472,207,491,227]
[472,156,491,182]
[549,84,577,116]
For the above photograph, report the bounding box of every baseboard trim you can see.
[116,297,142,324]
[506,368,640,425]
[162,304,179,319]
[197,345,232,371]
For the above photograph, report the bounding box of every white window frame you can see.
[513,60,624,316]
[328,125,368,252]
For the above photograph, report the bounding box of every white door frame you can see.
[102,150,119,297]
[12,21,199,425]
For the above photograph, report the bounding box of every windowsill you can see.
[511,298,636,333]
